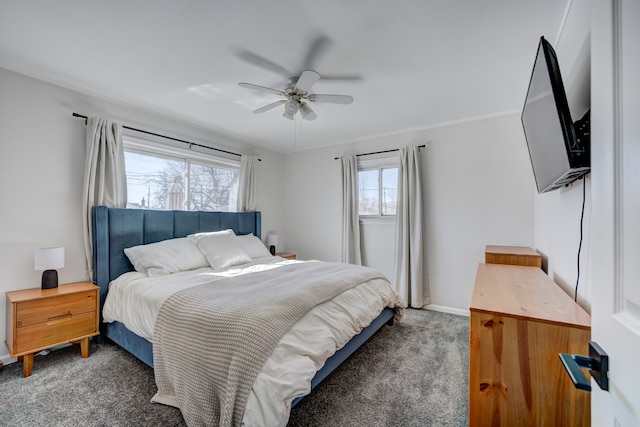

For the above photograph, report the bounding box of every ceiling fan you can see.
[239,70,353,121]
[237,35,359,121]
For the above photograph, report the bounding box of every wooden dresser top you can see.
[470,263,591,330]
[484,245,540,257]
[6,282,97,303]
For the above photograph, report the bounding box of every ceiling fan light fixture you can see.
[299,102,317,121]
[282,110,295,120]
[284,99,299,114]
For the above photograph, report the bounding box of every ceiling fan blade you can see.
[237,50,292,78]
[253,100,286,114]
[295,70,321,92]
[308,94,354,104]
[238,82,287,97]
[316,73,363,81]
[301,35,331,71]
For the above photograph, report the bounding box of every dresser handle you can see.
[46,313,72,325]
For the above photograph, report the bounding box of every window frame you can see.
[357,155,399,220]
[122,134,240,211]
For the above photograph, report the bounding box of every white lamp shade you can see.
[300,103,317,121]
[35,247,65,270]
[267,235,279,246]
[284,100,299,115]
[282,110,295,120]
[282,100,298,120]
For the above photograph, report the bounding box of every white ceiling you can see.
[0,1,569,154]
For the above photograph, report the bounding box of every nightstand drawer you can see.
[13,311,97,355]
[16,291,96,328]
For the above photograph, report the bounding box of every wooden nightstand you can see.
[277,252,296,260]
[5,281,99,377]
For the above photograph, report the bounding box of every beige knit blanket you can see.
[151,261,384,427]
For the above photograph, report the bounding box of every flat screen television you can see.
[521,36,590,193]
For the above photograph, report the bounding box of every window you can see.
[358,162,398,217]
[123,136,239,211]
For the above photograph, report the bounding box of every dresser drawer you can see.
[13,311,97,355]
[15,291,96,328]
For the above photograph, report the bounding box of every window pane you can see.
[124,151,185,209]
[381,167,398,215]
[358,169,379,215]
[124,150,239,212]
[187,161,238,211]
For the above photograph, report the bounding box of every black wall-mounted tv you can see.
[521,36,590,194]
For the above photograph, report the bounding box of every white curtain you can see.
[237,155,258,211]
[341,155,362,265]
[82,117,127,279]
[394,145,430,308]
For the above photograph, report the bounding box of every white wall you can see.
[533,0,592,309]
[283,113,535,312]
[0,67,286,362]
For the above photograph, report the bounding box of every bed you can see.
[91,205,403,426]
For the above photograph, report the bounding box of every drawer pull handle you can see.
[46,313,72,324]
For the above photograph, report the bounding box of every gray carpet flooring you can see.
[0,309,468,426]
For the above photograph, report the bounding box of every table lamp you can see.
[35,247,64,289]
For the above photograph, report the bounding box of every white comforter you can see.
[102,256,404,426]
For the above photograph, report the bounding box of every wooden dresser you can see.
[469,261,591,426]
[484,245,542,268]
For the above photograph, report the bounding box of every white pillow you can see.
[189,229,252,270]
[124,237,209,277]
[238,234,272,259]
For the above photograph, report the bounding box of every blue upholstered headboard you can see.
[91,206,261,308]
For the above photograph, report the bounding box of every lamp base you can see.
[269,245,276,256]
[41,269,58,289]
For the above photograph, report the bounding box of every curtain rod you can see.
[333,144,425,160]
[72,113,261,161]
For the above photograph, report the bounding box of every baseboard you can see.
[1,354,17,366]
[421,304,470,317]
[1,343,73,367]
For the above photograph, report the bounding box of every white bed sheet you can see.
[102,257,404,426]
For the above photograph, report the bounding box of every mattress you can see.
[102,256,404,426]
